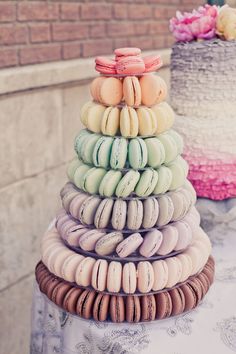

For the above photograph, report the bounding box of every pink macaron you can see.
[116,56,145,75]
[114,47,141,60]
[95,56,116,75]
[143,55,162,73]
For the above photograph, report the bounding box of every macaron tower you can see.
[36,47,215,323]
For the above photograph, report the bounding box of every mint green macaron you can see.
[128,138,148,169]
[110,137,128,169]
[93,136,114,168]
[81,167,106,194]
[99,170,122,197]
[153,165,172,194]
[74,130,90,154]
[73,164,91,189]
[116,170,140,197]
[135,169,159,197]
[80,133,101,164]
[168,130,184,155]
[158,133,178,164]
[144,137,165,168]
[67,157,83,181]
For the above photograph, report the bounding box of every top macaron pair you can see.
[95,47,162,76]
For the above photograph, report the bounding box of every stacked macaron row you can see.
[74,129,183,169]
[95,47,162,76]
[60,181,197,230]
[41,226,212,295]
[81,99,174,137]
[56,208,197,258]
[67,156,188,198]
[35,47,215,322]
[36,257,214,322]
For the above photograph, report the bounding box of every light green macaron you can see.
[153,165,172,194]
[99,170,123,197]
[158,133,178,164]
[73,163,91,189]
[144,137,165,168]
[80,133,101,164]
[93,136,114,168]
[81,167,106,194]
[135,169,159,197]
[110,137,128,169]
[67,157,83,181]
[115,170,140,197]
[128,137,148,169]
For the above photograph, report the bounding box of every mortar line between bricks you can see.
[0,271,35,293]
[0,161,68,193]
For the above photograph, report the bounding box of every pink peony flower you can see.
[170,4,218,42]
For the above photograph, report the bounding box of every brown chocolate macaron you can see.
[46,278,62,299]
[76,289,96,319]
[202,265,214,285]
[36,267,49,286]
[93,293,110,322]
[155,291,172,319]
[39,274,54,294]
[52,283,72,307]
[169,287,185,316]
[181,283,197,311]
[187,279,202,307]
[197,273,210,295]
[141,295,156,321]
[110,296,125,323]
[63,287,83,313]
[126,296,141,323]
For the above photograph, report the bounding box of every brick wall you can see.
[0,0,204,69]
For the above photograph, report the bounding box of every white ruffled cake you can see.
[170,7,236,200]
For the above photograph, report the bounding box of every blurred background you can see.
[0,0,235,353]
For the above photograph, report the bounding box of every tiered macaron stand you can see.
[30,49,223,354]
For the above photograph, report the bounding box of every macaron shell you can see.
[169,287,185,316]
[156,195,174,227]
[79,229,106,251]
[111,199,127,230]
[141,295,156,321]
[137,261,154,293]
[140,74,167,106]
[139,230,163,257]
[99,170,122,197]
[116,170,140,197]
[128,137,148,169]
[93,293,110,321]
[142,197,159,228]
[95,232,124,256]
[152,260,168,291]
[157,225,178,256]
[91,259,108,291]
[153,166,172,195]
[100,77,123,106]
[155,291,172,319]
[87,104,106,133]
[79,196,101,224]
[110,137,128,169]
[165,257,182,288]
[135,169,158,197]
[82,167,106,194]
[94,198,114,228]
[120,106,139,138]
[145,137,165,168]
[127,199,143,230]
[107,261,122,293]
[101,106,120,136]
[110,296,125,323]
[75,257,96,287]
[126,296,141,323]
[123,76,141,106]
[122,262,137,294]
[116,233,143,258]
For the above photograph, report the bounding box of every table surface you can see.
[30,198,236,354]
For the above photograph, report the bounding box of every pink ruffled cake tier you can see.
[185,159,236,200]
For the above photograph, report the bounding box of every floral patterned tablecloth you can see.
[30,198,236,354]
